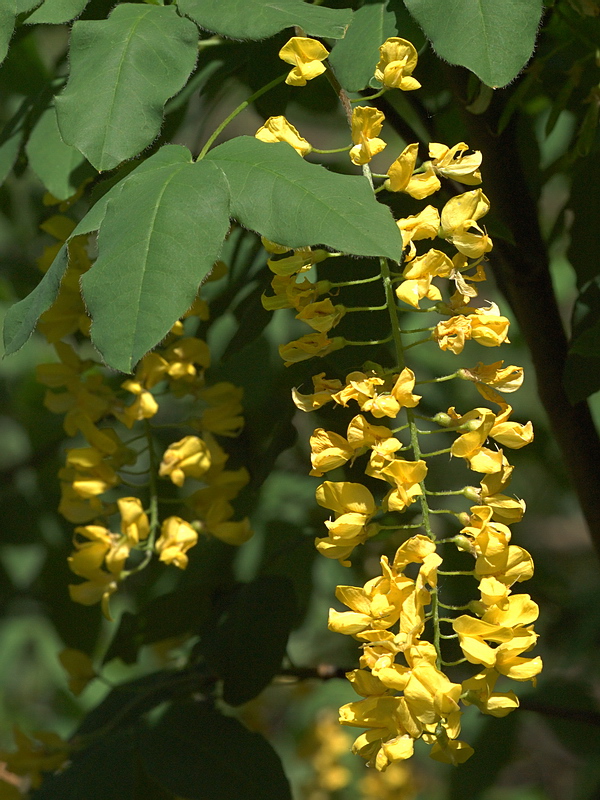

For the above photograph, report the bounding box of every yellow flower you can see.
[292,372,343,412]
[60,446,119,498]
[58,648,96,695]
[162,337,211,381]
[384,144,441,198]
[158,435,211,487]
[296,298,346,333]
[118,496,149,543]
[195,382,245,437]
[440,189,493,257]
[402,248,453,280]
[395,276,441,309]
[380,459,428,512]
[315,481,378,564]
[469,304,510,347]
[461,668,519,717]
[429,142,482,185]
[204,497,253,545]
[279,332,344,366]
[396,205,440,256]
[346,414,394,449]
[112,379,158,428]
[460,361,524,393]
[0,727,70,789]
[155,516,198,569]
[68,569,118,619]
[279,36,329,86]
[350,106,387,166]
[309,428,354,476]
[433,315,472,354]
[255,115,313,156]
[490,404,534,449]
[374,38,421,91]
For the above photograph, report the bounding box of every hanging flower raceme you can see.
[35,234,253,618]
[261,36,540,769]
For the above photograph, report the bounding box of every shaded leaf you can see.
[563,351,600,404]
[404,0,543,88]
[26,0,89,24]
[569,277,600,357]
[222,281,273,360]
[31,728,137,800]
[202,575,297,705]
[177,0,351,40]
[568,153,600,287]
[0,124,22,186]
[3,244,68,355]
[449,713,519,800]
[206,137,403,261]
[329,0,423,92]
[82,157,230,372]
[0,0,16,66]
[55,4,199,171]
[25,105,91,200]
[143,701,292,800]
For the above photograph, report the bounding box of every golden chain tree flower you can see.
[278,36,329,86]
[255,115,313,156]
[262,35,540,771]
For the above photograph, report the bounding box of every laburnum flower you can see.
[315,481,378,564]
[374,37,421,91]
[396,205,440,258]
[440,189,493,258]
[279,36,328,86]
[255,115,313,156]
[194,382,245,437]
[60,446,119,498]
[346,414,395,450]
[490,404,534,449]
[292,372,344,411]
[296,298,346,332]
[267,247,328,276]
[453,595,542,681]
[379,458,428,512]
[310,428,354,476]
[162,336,211,382]
[328,555,414,635]
[204,497,253,545]
[429,142,482,185]
[434,305,510,354]
[460,361,524,393]
[396,275,441,309]
[159,435,211,487]
[58,648,97,696]
[279,332,344,366]
[112,379,158,428]
[262,274,331,311]
[0,727,70,789]
[461,668,519,717]
[384,144,440,199]
[478,462,526,525]
[350,106,387,166]
[118,496,149,544]
[155,516,198,569]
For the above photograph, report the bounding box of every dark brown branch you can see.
[438,66,600,560]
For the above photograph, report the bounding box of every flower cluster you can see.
[259,36,541,769]
[35,218,252,617]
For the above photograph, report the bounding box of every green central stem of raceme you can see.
[379,257,442,667]
[196,73,287,160]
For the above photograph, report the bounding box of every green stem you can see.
[197,73,287,160]
[312,144,352,154]
[415,372,459,384]
[350,89,386,103]
[343,335,393,346]
[345,304,387,312]
[438,569,475,576]
[442,657,467,667]
[421,447,452,457]
[330,274,381,288]
[404,335,434,350]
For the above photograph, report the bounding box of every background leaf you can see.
[177,0,351,40]
[25,105,91,200]
[329,0,424,92]
[3,245,68,355]
[81,157,230,372]
[206,137,403,261]
[26,0,89,24]
[55,4,199,171]
[143,701,292,800]
[202,574,297,706]
[403,0,544,88]
[0,0,16,66]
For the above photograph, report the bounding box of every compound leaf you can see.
[177,0,351,40]
[81,157,230,372]
[206,137,403,261]
[55,4,199,171]
[404,0,543,88]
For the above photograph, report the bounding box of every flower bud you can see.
[457,512,471,526]
[433,412,452,427]
[463,486,481,502]
[454,534,474,553]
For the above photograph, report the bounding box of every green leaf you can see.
[3,244,68,356]
[202,575,297,706]
[568,154,600,288]
[329,0,423,92]
[143,701,292,800]
[31,729,137,800]
[26,0,89,24]
[570,278,600,358]
[25,105,91,200]
[403,0,544,88]
[81,157,230,372]
[177,0,351,40]
[563,352,600,404]
[0,0,16,66]
[55,4,199,171]
[206,137,403,261]
[0,125,22,185]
